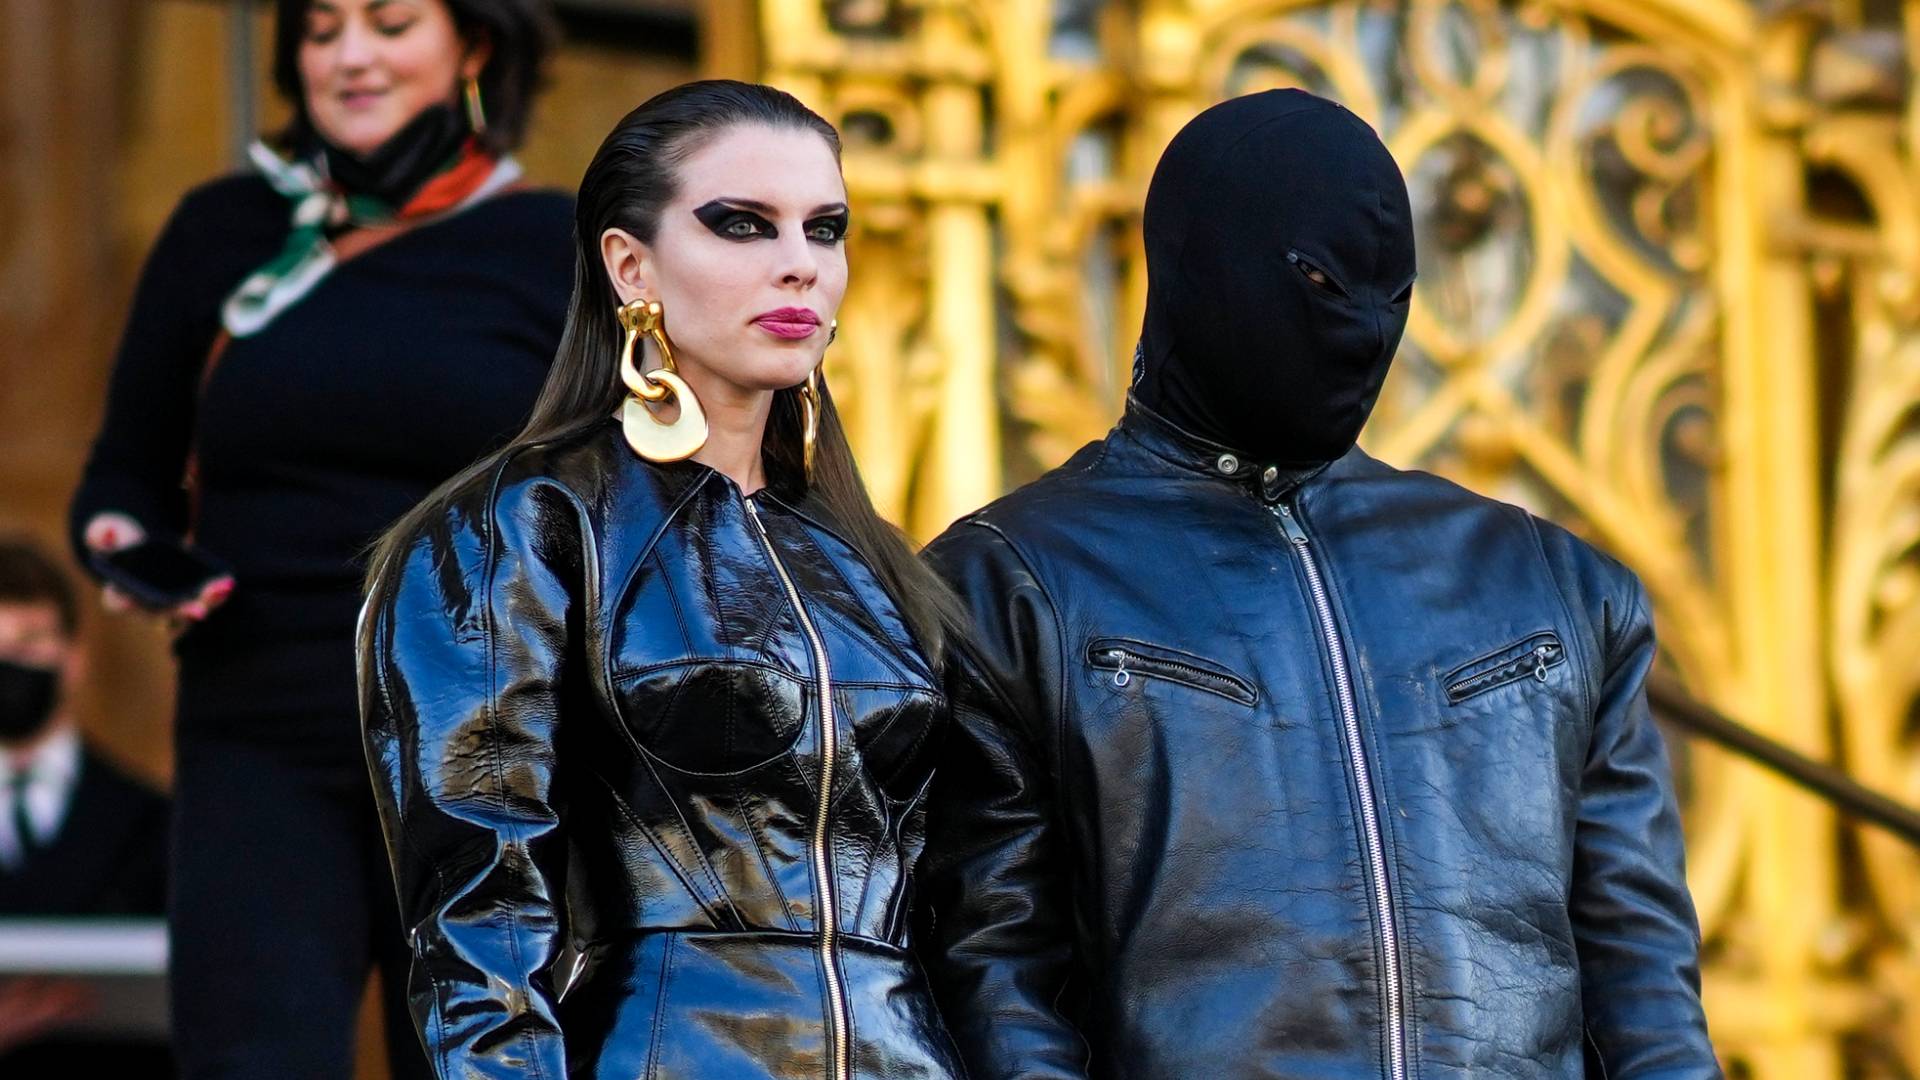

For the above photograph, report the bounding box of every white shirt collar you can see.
[4,725,81,786]
[0,727,83,866]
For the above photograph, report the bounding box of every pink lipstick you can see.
[753,307,820,340]
[339,88,388,111]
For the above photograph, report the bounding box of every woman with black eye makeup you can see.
[359,80,977,1078]
[68,1,565,1076]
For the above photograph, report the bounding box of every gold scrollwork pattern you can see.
[1797,29,1920,1067]
[748,0,1920,1072]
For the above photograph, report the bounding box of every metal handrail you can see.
[1646,671,1920,850]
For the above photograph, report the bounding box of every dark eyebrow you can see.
[702,198,775,215]
[705,197,848,218]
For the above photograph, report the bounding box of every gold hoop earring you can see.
[464,77,487,134]
[616,298,708,462]
[798,366,822,483]
[827,319,838,347]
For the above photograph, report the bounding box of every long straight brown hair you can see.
[364,80,970,662]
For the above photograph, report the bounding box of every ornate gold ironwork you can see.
[743,0,1920,1072]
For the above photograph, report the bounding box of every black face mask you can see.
[0,658,59,742]
[320,101,471,208]
[1134,89,1416,468]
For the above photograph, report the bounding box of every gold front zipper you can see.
[745,496,850,1080]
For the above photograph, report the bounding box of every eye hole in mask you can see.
[1286,250,1349,299]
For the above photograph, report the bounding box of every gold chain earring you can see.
[798,367,822,483]
[616,298,708,462]
[797,319,836,483]
[464,77,487,134]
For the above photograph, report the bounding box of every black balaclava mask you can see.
[1134,89,1416,468]
[0,658,59,743]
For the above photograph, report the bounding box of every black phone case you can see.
[87,544,230,610]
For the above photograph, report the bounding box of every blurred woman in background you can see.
[68,1,567,1075]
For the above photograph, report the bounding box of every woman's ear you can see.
[462,30,494,82]
[600,228,654,306]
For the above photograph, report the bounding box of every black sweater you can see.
[71,174,573,744]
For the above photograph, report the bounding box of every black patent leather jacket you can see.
[918,402,1719,1079]
[360,420,964,1080]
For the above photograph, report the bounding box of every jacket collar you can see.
[1117,396,1325,502]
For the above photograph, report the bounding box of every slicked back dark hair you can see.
[0,538,78,637]
[271,0,557,155]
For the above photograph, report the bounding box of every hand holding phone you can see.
[83,517,234,619]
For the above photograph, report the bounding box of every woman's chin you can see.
[678,336,824,397]
[734,346,824,391]
[311,116,405,159]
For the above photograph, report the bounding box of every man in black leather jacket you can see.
[917,89,1719,1079]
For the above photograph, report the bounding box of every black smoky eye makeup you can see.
[805,211,850,243]
[693,201,776,240]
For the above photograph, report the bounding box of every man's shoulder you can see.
[1333,452,1641,605]
[1326,450,1514,517]
[76,744,167,815]
[940,431,1141,535]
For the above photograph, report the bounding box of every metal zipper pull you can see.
[1533,645,1553,682]
[1109,649,1132,687]
[1275,503,1310,546]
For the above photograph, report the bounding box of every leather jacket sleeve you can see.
[918,522,1092,1080]
[1570,569,1719,1077]
[360,469,582,1080]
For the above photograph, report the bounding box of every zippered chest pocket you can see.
[1443,631,1566,705]
[1086,637,1259,706]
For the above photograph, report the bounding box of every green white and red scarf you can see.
[220,138,522,337]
